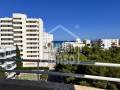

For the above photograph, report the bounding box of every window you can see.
[1,38,13,40]
[26,21,38,23]
[27,55,37,57]
[1,29,13,32]
[1,34,13,36]
[27,38,38,40]
[14,31,22,34]
[27,34,38,36]
[11,50,16,54]
[13,22,22,24]
[13,18,21,20]
[14,26,22,29]
[27,51,38,53]
[11,62,16,66]
[6,64,12,69]
[0,20,12,23]
[14,40,22,43]
[6,51,11,55]
[26,25,38,27]
[1,25,13,27]
[27,47,38,49]
[1,43,13,45]
[26,29,38,32]
[0,53,5,57]
[14,36,22,38]
[27,42,38,45]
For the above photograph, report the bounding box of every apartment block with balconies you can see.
[0,13,44,67]
[100,39,119,49]
[0,46,16,78]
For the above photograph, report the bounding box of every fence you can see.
[0,59,120,82]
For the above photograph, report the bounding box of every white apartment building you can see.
[100,39,119,49]
[0,46,16,78]
[43,32,53,47]
[42,32,54,68]
[43,32,53,60]
[62,38,85,49]
[83,39,91,47]
[0,13,44,67]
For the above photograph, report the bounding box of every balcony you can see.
[0,27,13,29]
[0,59,120,90]
[26,27,39,30]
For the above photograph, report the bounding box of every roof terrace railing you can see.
[4,70,120,82]
[0,59,120,82]
[1,59,120,68]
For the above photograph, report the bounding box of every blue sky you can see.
[0,0,120,40]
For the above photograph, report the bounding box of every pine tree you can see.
[16,45,22,70]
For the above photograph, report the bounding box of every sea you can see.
[53,41,74,48]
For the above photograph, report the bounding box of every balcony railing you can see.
[0,59,120,83]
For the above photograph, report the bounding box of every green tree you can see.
[40,74,48,81]
[82,45,92,57]
[55,41,120,89]
[79,54,87,61]
[0,67,6,79]
[16,45,22,70]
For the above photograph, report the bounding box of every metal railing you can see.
[1,59,120,67]
[0,59,120,82]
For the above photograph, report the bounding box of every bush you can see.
[92,81,107,89]
[106,83,118,90]
[79,81,90,86]
[0,67,6,79]
[40,74,48,80]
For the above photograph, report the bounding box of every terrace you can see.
[0,59,120,90]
